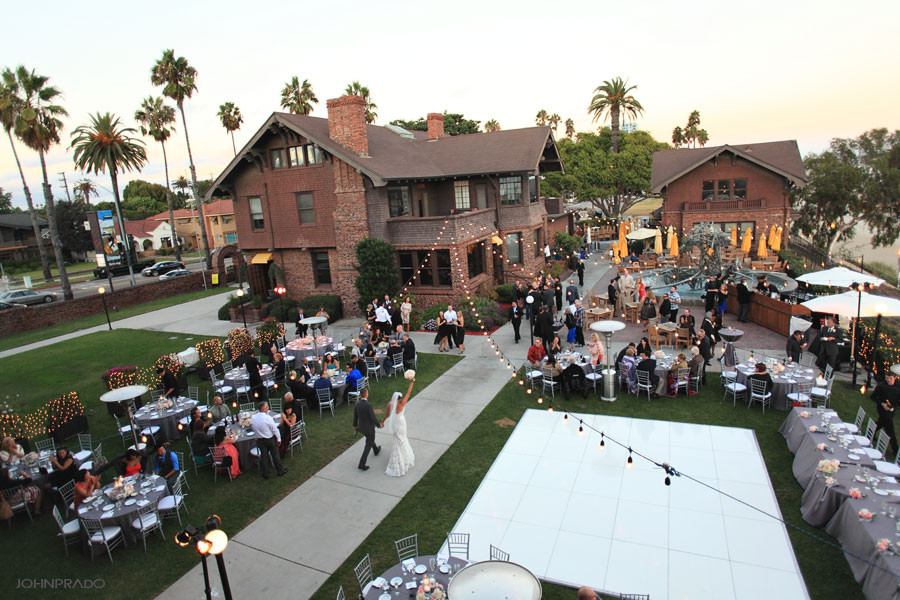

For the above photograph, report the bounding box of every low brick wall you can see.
[0,272,214,339]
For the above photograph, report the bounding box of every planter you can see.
[196,361,220,380]
[50,415,89,443]
[229,306,265,324]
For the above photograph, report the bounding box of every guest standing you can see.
[668,286,681,323]
[400,297,413,330]
[455,313,466,354]
[250,402,287,478]
[510,303,523,343]
[736,280,753,323]
[872,373,900,455]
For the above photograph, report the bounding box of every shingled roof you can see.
[650,140,807,193]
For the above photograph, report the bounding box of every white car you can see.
[0,289,57,305]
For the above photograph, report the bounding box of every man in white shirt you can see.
[668,286,681,323]
[543,244,551,262]
[250,401,287,479]
[443,306,458,326]
[374,303,391,335]
[617,268,635,313]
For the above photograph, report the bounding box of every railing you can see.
[0,239,36,250]
[386,208,497,246]
[683,198,762,211]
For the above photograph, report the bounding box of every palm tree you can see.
[697,129,709,147]
[217,101,243,154]
[535,109,549,126]
[344,81,377,123]
[565,118,575,140]
[11,66,73,299]
[588,77,644,153]
[70,112,147,288]
[151,49,210,266]
[672,126,685,148]
[280,77,318,115]
[0,67,51,280]
[135,95,180,260]
[72,178,98,204]
[484,119,501,133]
[172,175,190,197]
[548,113,561,132]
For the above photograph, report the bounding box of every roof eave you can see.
[652,144,807,192]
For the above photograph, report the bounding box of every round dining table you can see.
[207,413,282,470]
[307,373,349,407]
[223,363,274,391]
[76,474,168,548]
[133,397,197,442]
[735,361,816,410]
[364,554,469,600]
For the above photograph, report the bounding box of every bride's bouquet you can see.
[404,370,416,380]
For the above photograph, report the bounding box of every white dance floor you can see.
[446,409,809,600]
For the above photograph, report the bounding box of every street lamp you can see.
[98,287,112,331]
[175,516,232,600]
[235,289,248,330]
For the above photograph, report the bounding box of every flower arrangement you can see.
[102,366,139,390]
[859,508,873,520]
[227,328,253,358]
[809,425,819,432]
[816,443,827,451]
[878,538,891,551]
[256,318,285,350]
[196,339,225,368]
[800,411,810,418]
[404,370,416,380]
[817,459,840,475]
[0,392,83,439]
[849,488,862,499]
[825,476,836,486]
[155,354,185,378]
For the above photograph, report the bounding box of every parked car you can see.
[159,269,192,281]
[0,301,26,310]
[142,261,186,277]
[94,259,155,279]
[0,289,57,305]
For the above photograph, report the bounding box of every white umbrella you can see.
[796,266,884,288]
[625,227,659,241]
[801,291,900,318]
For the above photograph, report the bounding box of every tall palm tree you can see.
[565,118,576,140]
[0,67,51,280]
[151,49,210,266]
[697,130,709,147]
[548,113,562,132]
[172,175,190,197]
[484,119,501,133]
[588,77,644,153]
[12,66,72,299]
[72,178,98,204]
[217,101,243,154]
[672,125,685,148]
[135,95,180,260]
[344,81,377,123]
[70,113,147,288]
[280,77,318,115]
[535,109,549,126]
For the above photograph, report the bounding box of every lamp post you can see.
[525,295,535,346]
[591,320,626,402]
[850,281,876,386]
[235,289,248,330]
[175,516,232,600]
[98,287,112,331]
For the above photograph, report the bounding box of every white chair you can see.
[724,379,747,407]
[113,415,136,449]
[541,367,560,399]
[1,485,32,526]
[187,386,199,401]
[289,422,304,456]
[854,419,876,447]
[364,356,381,381]
[525,368,543,391]
[158,473,188,527]
[395,533,418,562]
[186,438,211,477]
[584,364,603,395]
[210,446,234,482]
[57,479,76,517]
[866,418,878,442]
[354,553,374,597]
[34,437,56,454]
[81,517,124,563]
[80,442,103,473]
[132,502,165,552]
[873,459,900,476]
[720,370,737,388]
[847,406,865,435]
[240,402,256,412]
[810,373,834,408]
[876,430,890,458]
[140,422,162,446]
[173,451,189,490]
[675,367,690,396]
[210,369,235,401]
[52,505,80,555]
[446,532,470,561]
[73,433,93,463]
[390,351,405,377]
[490,544,510,561]
[249,441,276,473]
[336,586,345,600]
[348,376,368,404]
[689,366,703,394]
[269,398,283,415]
[635,369,653,401]
[316,387,335,418]
[786,382,813,408]
[748,378,772,414]
[618,363,631,390]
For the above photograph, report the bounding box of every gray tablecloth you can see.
[364,555,469,600]
[208,414,281,470]
[133,397,197,441]
[224,364,275,390]
[284,338,334,360]
[307,374,349,407]
[76,474,167,548]
[736,363,816,410]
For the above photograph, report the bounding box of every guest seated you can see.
[364,343,377,359]
[351,338,365,359]
[616,342,636,371]
[687,346,705,384]
[0,436,24,467]
[212,427,242,478]
[678,309,696,337]
[345,362,363,394]
[577,586,598,600]
[666,352,689,396]
[748,363,774,395]
[272,352,286,380]
[73,468,101,507]
[153,443,181,492]
[527,337,547,369]
[48,447,78,489]
[621,347,638,392]
[190,420,211,462]
[279,404,298,458]
[313,371,333,398]
[119,448,143,477]
[0,467,42,515]
[322,352,339,374]
[189,407,211,432]
[208,395,230,423]
[636,350,663,398]
[636,336,652,357]
[548,334,563,356]
[544,355,564,382]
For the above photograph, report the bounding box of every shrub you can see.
[421,303,448,329]
[265,297,299,322]
[460,297,507,331]
[251,294,263,309]
[218,301,232,321]
[196,339,225,368]
[156,247,173,256]
[354,238,400,311]
[297,294,343,323]
[227,328,253,358]
[256,318,285,349]
[494,283,515,303]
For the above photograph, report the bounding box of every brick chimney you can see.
[326,95,368,155]
[427,113,444,140]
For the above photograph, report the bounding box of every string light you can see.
[578,420,584,436]
[196,339,225,368]
[626,448,634,469]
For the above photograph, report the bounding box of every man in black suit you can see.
[704,277,718,314]
[658,293,671,323]
[243,353,265,399]
[817,317,840,372]
[695,329,712,366]
[736,280,753,322]
[700,311,718,350]
[538,305,554,352]
[577,259,585,288]
[608,278,618,310]
[636,350,661,398]
[352,388,382,470]
[401,333,416,370]
[565,279,580,306]
[786,330,807,363]
[872,372,900,454]
[510,303,523,343]
[678,309,696,338]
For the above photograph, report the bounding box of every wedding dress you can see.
[385,392,415,477]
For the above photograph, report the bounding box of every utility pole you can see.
[58,172,72,203]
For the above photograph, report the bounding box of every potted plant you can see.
[47,392,88,442]
[196,338,225,379]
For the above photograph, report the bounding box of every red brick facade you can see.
[427,113,444,139]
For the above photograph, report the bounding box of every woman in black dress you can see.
[455,313,466,354]
[636,336,652,356]
[435,311,450,352]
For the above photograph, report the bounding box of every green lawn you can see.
[311,372,870,600]
[6,260,95,281]
[0,330,460,599]
[0,287,230,352]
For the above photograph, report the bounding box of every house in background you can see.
[115,219,175,252]
[651,140,807,237]
[205,95,566,313]
[150,199,236,251]
[0,213,48,262]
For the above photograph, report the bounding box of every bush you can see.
[218,293,251,321]
[460,297,507,331]
[156,247,173,256]
[297,294,343,323]
[494,283,515,303]
[265,297,299,322]
[420,303,448,329]
[354,238,400,311]
[218,301,232,321]
[251,294,263,309]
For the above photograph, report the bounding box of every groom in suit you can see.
[353,388,382,471]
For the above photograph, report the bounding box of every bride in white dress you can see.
[383,379,415,477]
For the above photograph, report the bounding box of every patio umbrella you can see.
[626,227,659,240]
[768,224,777,246]
[730,225,738,246]
[801,291,900,318]
[666,225,673,249]
[669,231,679,258]
[654,229,663,254]
[618,226,628,258]
[758,234,768,258]
[771,226,782,252]
[796,266,884,288]
[741,227,753,253]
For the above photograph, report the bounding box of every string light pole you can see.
[98,286,112,331]
[849,281,876,386]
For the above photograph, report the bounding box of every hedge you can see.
[297,294,343,323]
[417,297,507,332]
[494,283,515,303]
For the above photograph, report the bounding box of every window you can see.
[500,176,522,205]
[529,175,538,203]
[211,216,218,225]
[296,192,315,224]
[398,250,452,287]
[225,233,237,244]
[388,185,411,217]
[419,253,434,286]
[506,232,522,264]
[533,229,542,257]
[289,146,305,167]
[467,243,484,278]
[436,250,451,286]
[306,145,323,165]
[733,179,747,200]
[717,180,731,201]
[702,180,715,202]
[398,252,415,286]
[223,217,232,225]
[271,148,286,169]
[216,235,222,243]
[312,251,331,285]
[454,180,470,211]
[248,196,264,229]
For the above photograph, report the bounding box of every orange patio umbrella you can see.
[618,228,628,258]
[740,227,753,253]
[771,226,783,252]
[654,229,663,255]
[768,224,777,247]
[669,230,679,258]
[730,225,738,246]
[758,233,768,258]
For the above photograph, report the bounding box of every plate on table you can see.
[439,564,451,574]
[848,454,861,460]
[101,511,114,518]
[875,488,889,496]
[245,431,255,436]
[155,486,166,492]
[856,475,867,483]
[124,498,136,506]
[414,564,427,574]
[102,504,115,511]
[379,595,391,600]
[390,577,403,587]
[828,436,838,442]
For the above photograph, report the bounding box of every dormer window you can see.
[271,148,286,169]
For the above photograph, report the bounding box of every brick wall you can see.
[327,95,368,155]
[331,158,370,316]
[0,272,213,338]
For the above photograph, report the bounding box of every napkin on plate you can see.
[101,511,114,518]
[402,558,416,572]
[372,577,387,589]
[405,582,417,590]
[137,499,150,507]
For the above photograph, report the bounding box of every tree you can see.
[217,101,242,155]
[354,238,400,311]
[344,81,377,123]
[588,77,644,153]
[134,95,181,260]
[672,125,685,148]
[151,49,210,266]
[548,113,562,132]
[484,119,501,133]
[279,76,318,115]
[673,110,709,148]
[172,175,190,199]
[72,178,98,204]
[70,112,148,287]
[535,109,549,126]
[793,129,900,259]
[53,200,93,257]
[390,112,481,136]
[11,66,72,299]
[0,187,13,213]
[565,118,575,140]
[0,67,51,279]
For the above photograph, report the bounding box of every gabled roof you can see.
[150,199,234,221]
[208,113,563,197]
[114,219,163,238]
[0,213,47,229]
[650,140,807,192]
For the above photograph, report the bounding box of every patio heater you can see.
[590,320,626,402]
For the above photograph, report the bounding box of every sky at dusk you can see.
[1,0,898,209]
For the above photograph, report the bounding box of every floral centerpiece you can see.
[239,411,252,428]
[859,508,873,521]
[824,476,836,486]
[849,488,862,499]
[799,411,810,418]
[878,538,891,551]
[156,397,174,410]
[817,459,840,475]
[106,476,136,501]
[416,576,446,600]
